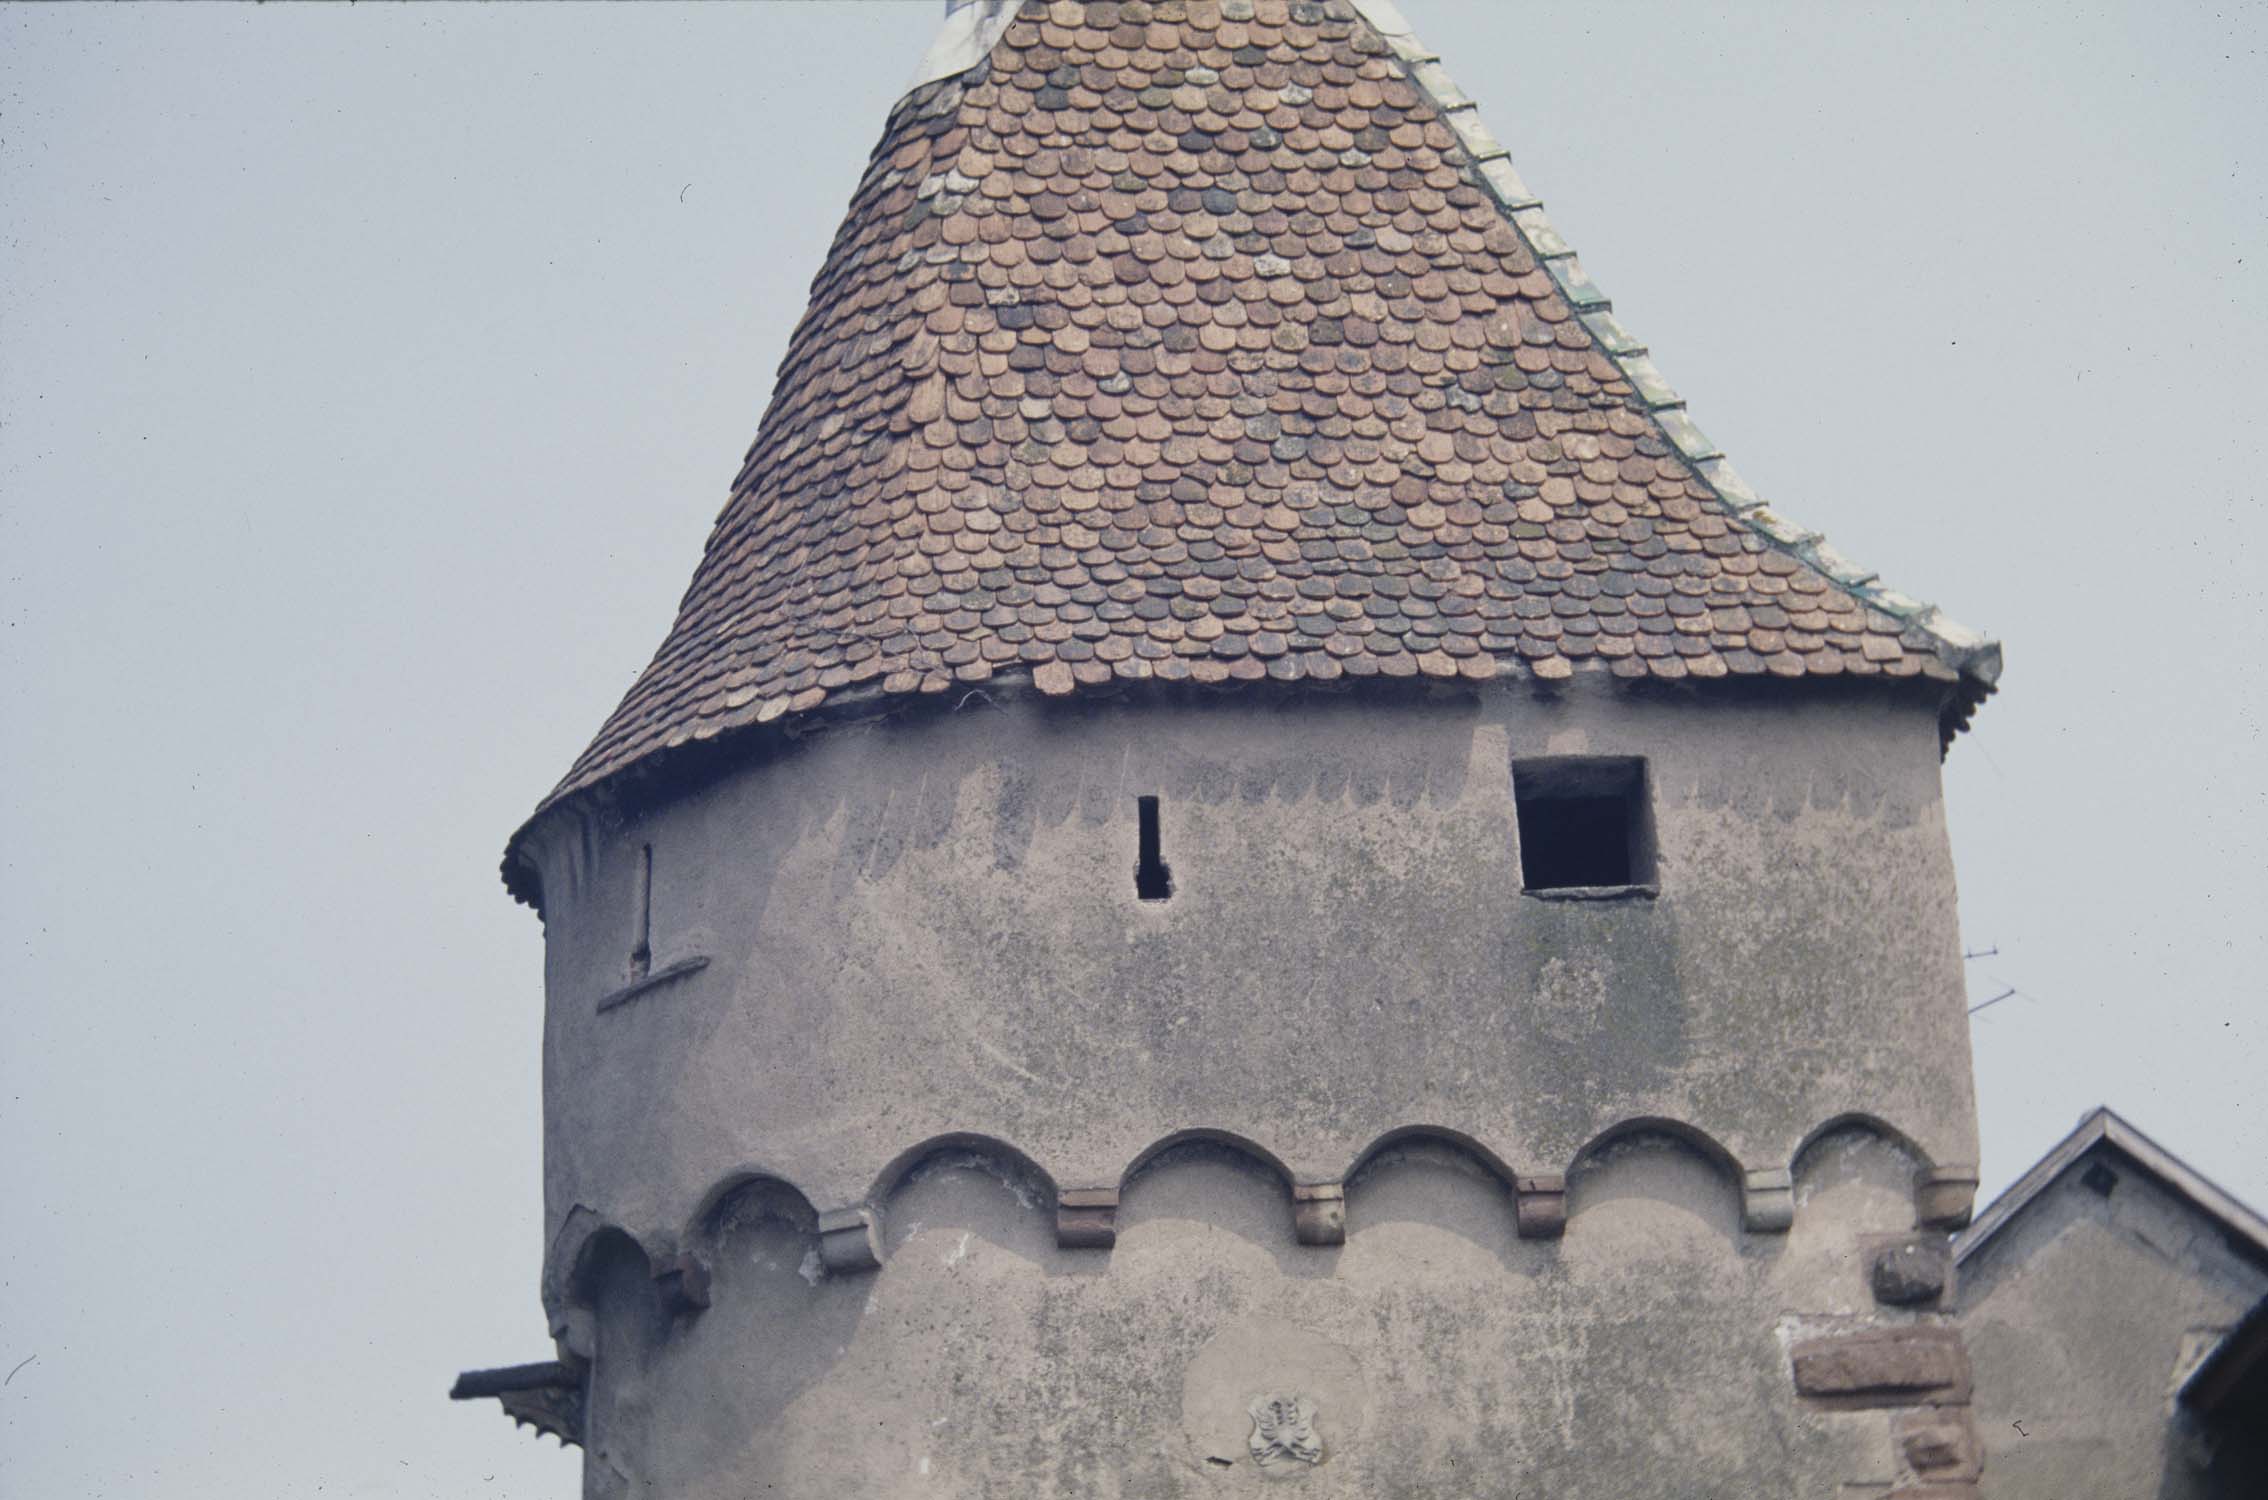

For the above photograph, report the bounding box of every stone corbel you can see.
[652,1251,712,1316]
[1914,1165,1979,1230]
[1742,1167,1795,1233]
[1056,1187,1119,1249]
[1513,1173,1567,1239]
[1292,1182,1346,1246]
[817,1205,885,1273]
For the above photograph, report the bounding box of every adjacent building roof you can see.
[520,0,1999,850]
[1956,1106,2268,1271]
[2182,1293,2268,1419]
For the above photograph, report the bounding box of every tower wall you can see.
[520,682,1983,1494]
[532,684,1975,1225]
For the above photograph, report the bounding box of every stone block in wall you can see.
[1866,1232,1952,1307]
[1790,1325,1971,1407]
[1893,1408,1981,1482]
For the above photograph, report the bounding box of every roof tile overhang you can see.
[503,0,1999,902]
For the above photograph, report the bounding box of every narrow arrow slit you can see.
[1135,796,1173,902]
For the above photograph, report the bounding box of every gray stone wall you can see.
[519,681,1982,1493]
[529,684,1974,1229]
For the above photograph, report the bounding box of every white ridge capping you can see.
[907,0,1028,96]
[1357,0,1999,685]
[1347,0,1417,35]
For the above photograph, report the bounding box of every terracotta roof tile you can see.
[525,0,1998,832]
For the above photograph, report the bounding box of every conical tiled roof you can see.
[528,0,1997,831]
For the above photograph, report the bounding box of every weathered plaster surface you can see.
[1961,1156,2268,1498]
[572,1131,1939,1497]
[519,682,1983,1494]
[532,684,1975,1240]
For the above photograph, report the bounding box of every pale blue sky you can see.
[3,3,2262,1494]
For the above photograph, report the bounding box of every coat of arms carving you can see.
[1246,1392,1322,1467]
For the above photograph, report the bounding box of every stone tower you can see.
[464,2,2004,1494]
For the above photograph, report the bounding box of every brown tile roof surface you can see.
[538,0,1989,817]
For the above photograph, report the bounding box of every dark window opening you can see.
[1135,795,1173,901]
[1513,757,1655,895]
[630,843,654,980]
[2081,1161,2119,1198]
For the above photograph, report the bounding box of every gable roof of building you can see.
[508,0,1999,891]
[1956,1106,2268,1271]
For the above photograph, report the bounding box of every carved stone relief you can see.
[1247,1393,1323,1468]
[1181,1318,1368,1478]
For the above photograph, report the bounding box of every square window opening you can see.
[1513,756,1656,895]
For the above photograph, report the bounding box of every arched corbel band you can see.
[1793,1112,1980,1232]
[535,1114,1977,1303]
[1341,1124,1564,1240]
[539,1206,609,1360]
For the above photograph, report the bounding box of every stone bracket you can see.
[1514,1174,1567,1239]
[817,1205,885,1274]
[1914,1165,1980,1230]
[1056,1187,1118,1250]
[449,1361,585,1448]
[1742,1167,1795,1233]
[1292,1182,1345,1246]
[652,1252,712,1317]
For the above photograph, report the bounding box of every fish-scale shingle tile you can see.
[528,0,1996,831]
